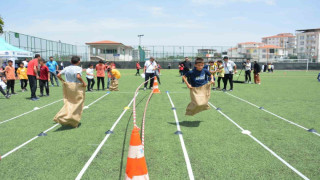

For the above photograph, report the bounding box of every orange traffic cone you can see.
[125,126,149,180]
[152,76,160,94]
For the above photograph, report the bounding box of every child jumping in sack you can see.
[183,58,214,116]
[55,56,87,128]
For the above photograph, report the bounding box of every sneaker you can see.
[51,85,55,87]
[229,89,233,92]
[21,89,25,92]
[31,98,38,101]
[222,88,226,91]
[12,92,17,95]
[39,94,44,97]
[5,95,10,99]
[143,87,146,91]
[45,94,49,97]
[35,97,40,100]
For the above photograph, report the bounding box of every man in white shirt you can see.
[222,56,237,91]
[143,57,157,90]
[244,59,252,83]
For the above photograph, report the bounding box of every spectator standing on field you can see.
[178,63,184,76]
[27,54,41,101]
[215,60,225,90]
[143,57,157,91]
[135,62,141,76]
[46,56,60,87]
[168,62,171,69]
[86,64,95,91]
[17,62,28,92]
[181,57,192,83]
[23,58,29,68]
[253,61,261,85]
[244,59,252,83]
[222,56,237,91]
[39,59,50,97]
[5,60,17,96]
[96,60,106,90]
[60,62,64,70]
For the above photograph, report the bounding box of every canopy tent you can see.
[0,38,33,59]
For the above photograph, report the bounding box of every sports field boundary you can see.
[166,92,195,180]
[208,102,310,180]
[0,99,63,125]
[1,92,111,160]
[75,93,138,180]
[224,92,320,137]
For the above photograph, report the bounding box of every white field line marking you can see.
[2,123,59,159]
[208,102,310,180]
[225,92,320,137]
[75,93,138,180]
[0,99,63,125]
[1,93,111,159]
[86,92,110,107]
[166,92,194,180]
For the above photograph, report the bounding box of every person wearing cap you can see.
[46,56,59,87]
[222,56,237,91]
[143,57,157,90]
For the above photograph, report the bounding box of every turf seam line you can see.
[86,92,110,107]
[208,102,310,180]
[1,93,111,160]
[75,93,138,180]
[225,92,320,137]
[166,92,195,180]
[0,99,63,125]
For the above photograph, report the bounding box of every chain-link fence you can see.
[1,31,89,61]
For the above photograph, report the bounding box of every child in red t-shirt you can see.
[39,59,50,96]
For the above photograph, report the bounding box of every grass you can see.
[0,69,319,179]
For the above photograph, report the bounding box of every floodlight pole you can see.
[138,34,144,46]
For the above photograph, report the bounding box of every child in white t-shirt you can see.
[86,64,95,92]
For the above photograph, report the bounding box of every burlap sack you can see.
[109,79,119,91]
[185,83,211,116]
[53,82,86,127]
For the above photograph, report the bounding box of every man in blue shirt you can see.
[46,56,59,87]
[183,58,214,88]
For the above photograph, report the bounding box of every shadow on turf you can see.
[167,121,203,127]
[54,123,81,131]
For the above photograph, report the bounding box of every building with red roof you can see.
[85,40,133,61]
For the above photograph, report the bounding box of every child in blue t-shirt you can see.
[183,58,214,89]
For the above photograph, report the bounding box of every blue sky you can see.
[0,0,319,46]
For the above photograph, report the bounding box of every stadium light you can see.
[138,34,144,46]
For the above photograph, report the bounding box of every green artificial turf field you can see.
[0,69,319,180]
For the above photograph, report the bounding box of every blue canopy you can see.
[0,37,32,58]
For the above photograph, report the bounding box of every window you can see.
[102,49,117,54]
[269,49,275,53]
[254,49,257,53]
[300,41,304,45]
[262,55,266,58]
[300,36,304,40]
[300,47,304,51]
[262,49,266,53]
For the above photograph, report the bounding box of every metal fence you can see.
[1,31,89,61]
[133,45,233,62]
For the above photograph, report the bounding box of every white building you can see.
[229,42,284,62]
[296,28,320,62]
[86,40,133,61]
[262,33,296,57]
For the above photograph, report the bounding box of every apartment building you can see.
[262,33,296,56]
[296,28,320,62]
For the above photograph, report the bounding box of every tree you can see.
[0,16,4,34]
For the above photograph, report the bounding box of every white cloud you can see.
[144,6,167,17]
[191,0,276,6]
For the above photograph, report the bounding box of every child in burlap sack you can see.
[109,68,121,91]
[55,56,87,128]
[183,58,214,116]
